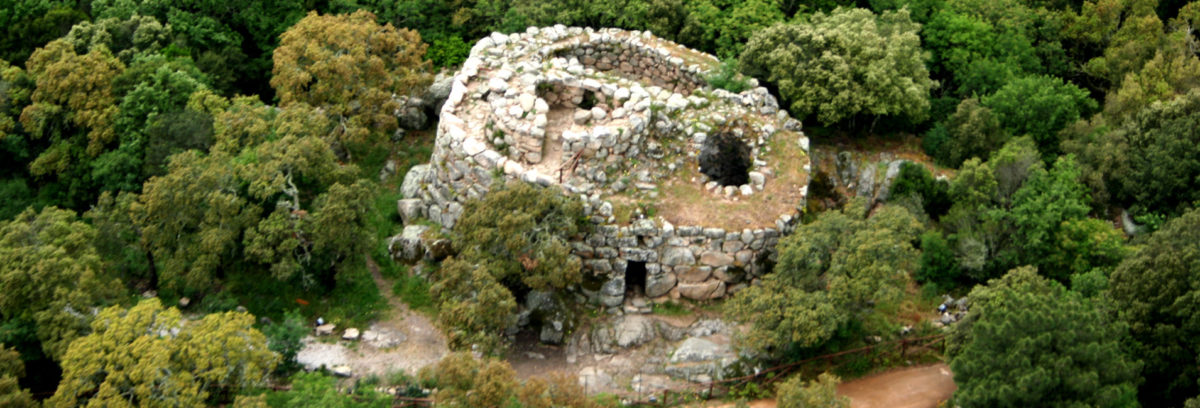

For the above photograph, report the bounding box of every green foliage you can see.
[940,138,1112,282]
[418,352,518,408]
[1109,208,1200,406]
[0,1,86,64]
[776,372,850,408]
[916,231,961,289]
[0,206,121,360]
[922,0,1066,96]
[925,98,1007,168]
[134,98,376,296]
[393,272,434,313]
[425,34,471,68]
[889,162,951,218]
[741,7,934,125]
[49,298,279,406]
[0,344,33,408]
[264,309,308,375]
[981,75,1097,157]
[267,371,391,407]
[271,10,431,160]
[727,202,922,356]
[705,58,750,93]
[950,267,1141,407]
[431,181,586,353]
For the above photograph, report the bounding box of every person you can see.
[316,317,326,326]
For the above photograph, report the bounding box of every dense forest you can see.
[1,0,1199,407]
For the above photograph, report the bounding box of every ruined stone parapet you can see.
[405,26,811,305]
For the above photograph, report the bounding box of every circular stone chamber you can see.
[402,26,812,307]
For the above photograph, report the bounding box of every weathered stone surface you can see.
[396,199,423,224]
[661,246,695,266]
[699,251,734,267]
[677,280,726,300]
[316,324,336,336]
[646,272,676,298]
[676,266,711,283]
[671,337,725,363]
[341,328,360,341]
[332,365,353,377]
[600,278,625,307]
[408,27,813,305]
[389,225,429,263]
[401,164,430,199]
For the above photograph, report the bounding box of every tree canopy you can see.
[1109,208,1200,406]
[740,7,934,125]
[727,201,922,356]
[272,10,431,159]
[949,267,1141,407]
[48,298,278,407]
[0,206,119,360]
[432,181,586,353]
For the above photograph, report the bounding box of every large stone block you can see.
[677,280,726,300]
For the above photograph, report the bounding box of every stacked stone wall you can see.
[402,26,810,306]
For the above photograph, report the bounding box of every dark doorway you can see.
[699,131,751,186]
[625,261,647,296]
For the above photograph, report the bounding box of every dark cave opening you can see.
[625,261,647,297]
[699,131,752,186]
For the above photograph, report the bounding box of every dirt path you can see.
[699,364,955,408]
[297,260,449,377]
[838,364,955,408]
[355,260,449,376]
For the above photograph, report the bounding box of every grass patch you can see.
[392,270,435,314]
[652,300,691,316]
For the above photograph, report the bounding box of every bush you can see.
[706,59,750,93]
[264,309,308,375]
[426,34,471,68]
[777,373,849,408]
[916,231,960,289]
[889,162,951,218]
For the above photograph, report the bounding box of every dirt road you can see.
[701,363,955,408]
[838,364,955,408]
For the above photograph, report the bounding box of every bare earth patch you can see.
[655,130,809,230]
[695,363,956,408]
[296,260,449,378]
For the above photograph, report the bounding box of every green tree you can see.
[0,345,33,408]
[432,181,586,353]
[61,14,173,64]
[1111,89,1200,216]
[777,372,850,408]
[1109,208,1200,406]
[727,202,922,356]
[950,267,1141,407]
[981,75,1097,157]
[922,0,1060,96]
[49,298,278,407]
[271,10,431,159]
[1008,156,1092,279]
[0,207,120,360]
[418,352,518,408]
[0,1,87,64]
[924,98,1008,168]
[916,231,961,289]
[740,7,934,125]
[133,98,374,296]
[889,161,951,218]
[263,309,308,375]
